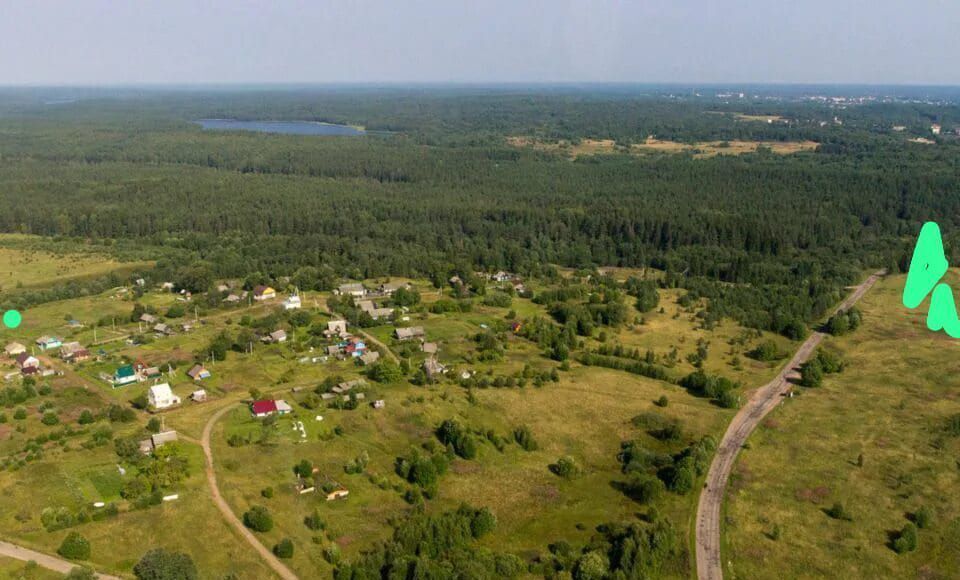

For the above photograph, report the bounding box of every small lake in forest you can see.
[194,119,366,136]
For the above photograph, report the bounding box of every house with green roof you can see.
[113,364,139,387]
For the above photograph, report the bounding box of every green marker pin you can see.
[3,310,21,329]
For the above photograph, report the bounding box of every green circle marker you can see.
[3,310,22,329]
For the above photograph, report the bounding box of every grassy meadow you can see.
[724,274,960,579]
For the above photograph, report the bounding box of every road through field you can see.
[0,539,121,579]
[695,270,884,580]
[201,404,299,580]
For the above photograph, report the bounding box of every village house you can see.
[283,294,302,310]
[187,364,211,381]
[335,282,367,298]
[4,342,26,357]
[113,364,140,387]
[358,351,380,366]
[492,271,514,282]
[394,326,425,341]
[190,389,208,402]
[423,357,446,379]
[153,323,173,336]
[224,293,242,304]
[139,313,157,324]
[343,338,366,358]
[268,329,287,343]
[253,285,277,301]
[35,336,62,351]
[378,281,410,295]
[148,383,181,410]
[180,322,195,333]
[421,342,438,354]
[358,300,394,320]
[932,124,942,135]
[250,399,293,417]
[16,353,39,370]
[332,379,365,394]
[139,430,178,455]
[325,319,349,339]
[160,282,175,291]
[60,342,90,363]
[326,489,349,501]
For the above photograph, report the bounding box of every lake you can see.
[194,119,366,136]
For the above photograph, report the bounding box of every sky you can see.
[1,0,958,86]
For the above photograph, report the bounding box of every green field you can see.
[724,274,960,579]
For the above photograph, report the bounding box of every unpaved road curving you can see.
[695,271,884,580]
[201,404,298,580]
[0,539,121,579]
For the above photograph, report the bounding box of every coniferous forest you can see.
[1,86,959,335]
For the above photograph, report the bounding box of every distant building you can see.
[326,489,349,501]
[4,342,26,357]
[253,285,276,301]
[15,353,39,370]
[283,294,302,310]
[359,351,380,366]
[394,326,425,341]
[379,281,410,295]
[187,364,211,381]
[148,383,181,410]
[335,283,367,298]
[140,430,178,454]
[113,364,140,387]
[190,389,208,402]
[35,336,62,351]
[140,313,157,324]
[269,329,288,343]
[423,357,446,379]
[250,399,292,417]
[931,124,942,135]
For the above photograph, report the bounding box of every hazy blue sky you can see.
[2,0,957,85]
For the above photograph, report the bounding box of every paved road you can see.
[0,539,121,579]
[694,271,884,580]
[201,404,299,580]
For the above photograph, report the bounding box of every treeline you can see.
[0,93,955,335]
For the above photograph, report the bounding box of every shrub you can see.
[654,395,669,408]
[893,523,918,553]
[41,410,60,426]
[242,506,273,532]
[513,425,538,451]
[260,487,274,499]
[914,506,933,529]
[58,531,91,560]
[825,502,852,521]
[551,456,580,479]
[273,538,294,559]
[622,474,665,504]
[133,548,197,580]
[77,410,95,425]
[304,509,325,531]
[747,340,782,361]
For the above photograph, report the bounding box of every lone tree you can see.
[273,538,294,559]
[243,505,274,532]
[58,531,91,560]
[133,548,198,580]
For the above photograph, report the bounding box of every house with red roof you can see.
[250,399,292,418]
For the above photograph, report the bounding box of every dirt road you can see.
[201,404,298,580]
[694,271,884,580]
[0,539,121,579]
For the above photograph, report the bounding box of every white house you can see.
[335,283,366,298]
[148,383,181,410]
[283,294,302,310]
[4,342,26,357]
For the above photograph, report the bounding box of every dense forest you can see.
[1,86,959,335]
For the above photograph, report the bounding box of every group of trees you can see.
[334,504,517,579]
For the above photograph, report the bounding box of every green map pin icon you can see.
[3,310,21,329]
[903,221,949,309]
